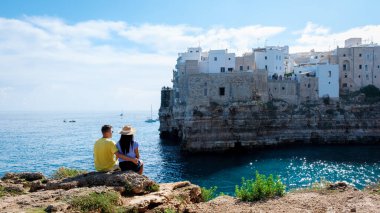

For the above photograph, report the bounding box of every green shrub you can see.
[164,208,176,213]
[52,167,86,179]
[146,183,160,192]
[70,191,121,213]
[360,85,380,98]
[235,171,286,202]
[0,185,25,197]
[200,186,218,202]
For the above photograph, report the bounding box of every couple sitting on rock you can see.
[93,125,143,175]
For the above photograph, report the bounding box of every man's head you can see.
[101,125,113,138]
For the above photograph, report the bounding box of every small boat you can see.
[69,120,76,123]
[145,105,157,123]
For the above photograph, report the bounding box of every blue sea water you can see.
[0,111,380,194]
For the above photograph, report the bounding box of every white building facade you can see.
[254,46,288,77]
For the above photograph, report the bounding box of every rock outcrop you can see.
[160,98,380,152]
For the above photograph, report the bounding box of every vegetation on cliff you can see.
[235,171,286,201]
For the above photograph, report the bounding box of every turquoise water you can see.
[0,111,379,194]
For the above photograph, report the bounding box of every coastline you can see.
[1,170,380,212]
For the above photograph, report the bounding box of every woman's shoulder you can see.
[133,141,139,147]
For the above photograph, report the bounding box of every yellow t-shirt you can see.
[94,138,118,172]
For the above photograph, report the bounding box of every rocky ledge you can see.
[1,172,380,213]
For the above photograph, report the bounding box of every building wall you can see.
[316,64,339,98]
[337,46,380,93]
[268,80,299,104]
[254,47,286,77]
[208,50,236,73]
[235,53,255,71]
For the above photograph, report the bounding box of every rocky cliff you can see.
[159,95,380,152]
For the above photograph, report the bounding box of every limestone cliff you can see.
[159,94,380,152]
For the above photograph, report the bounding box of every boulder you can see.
[39,171,157,195]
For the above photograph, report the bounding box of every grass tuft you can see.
[235,171,286,202]
[52,167,86,179]
[146,183,160,192]
[200,186,218,202]
[70,191,122,213]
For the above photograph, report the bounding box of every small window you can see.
[343,54,346,57]
[220,67,225,72]
[375,76,377,78]
[343,83,347,87]
[228,58,231,60]
[367,54,370,60]
[219,87,225,96]
[308,84,310,88]
[359,53,362,57]
[204,89,207,96]
[214,57,217,61]
[228,68,233,72]
[196,50,199,53]
[343,64,347,71]
[359,64,362,69]
[282,87,285,90]
[358,75,361,78]
[365,65,368,71]
[190,51,193,53]
[265,56,267,60]
[378,65,380,69]
[265,65,268,70]
[328,71,331,77]
[328,82,331,84]
[366,74,369,80]
[247,66,250,70]
[345,75,347,78]
[239,66,243,71]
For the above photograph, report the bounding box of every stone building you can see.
[337,38,380,94]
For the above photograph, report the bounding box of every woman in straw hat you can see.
[116,125,143,174]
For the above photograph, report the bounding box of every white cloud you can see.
[0,16,286,111]
[291,22,380,53]
[119,24,286,54]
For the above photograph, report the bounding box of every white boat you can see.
[145,105,157,123]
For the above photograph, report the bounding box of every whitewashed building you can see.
[294,63,339,98]
[254,46,289,77]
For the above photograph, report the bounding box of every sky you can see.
[1,0,380,112]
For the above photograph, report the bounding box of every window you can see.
[239,66,243,71]
[378,65,380,69]
[228,58,231,60]
[365,65,368,71]
[367,54,370,60]
[282,87,285,90]
[220,67,225,72]
[328,71,331,77]
[307,84,310,88]
[265,65,268,70]
[343,83,347,87]
[214,57,217,61]
[247,66,250,70]
[265,56,267,60]
[276,55,278,60]
[328,82,331,84]
[343,64,347,71]
[219,87,225,96]
[345,74,347,78]
[190,51,193,53]
[228,68,233,72]
[276,66,278,70]
[204,88,207,96]
[358,75,361,78]
[366,74,369,80]
[359,53,362,57]
[359,64,362,69]
[343,54,346,57]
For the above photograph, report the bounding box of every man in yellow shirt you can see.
[94,125,138,172]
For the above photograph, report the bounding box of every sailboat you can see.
[145,105,157,123]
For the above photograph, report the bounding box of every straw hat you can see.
[119,125,136,135]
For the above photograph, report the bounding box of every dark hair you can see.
[119,134,134,155]
[101,125,112,134]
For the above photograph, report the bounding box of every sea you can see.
[0,111,379,194]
